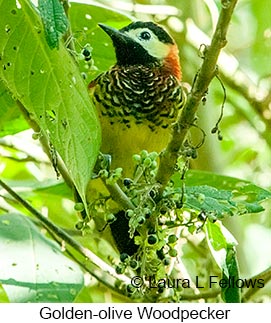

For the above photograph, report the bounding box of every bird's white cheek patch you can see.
[145,41,171,60]
[125,29,171,60]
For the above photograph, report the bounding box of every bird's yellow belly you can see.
[100,116,171,178]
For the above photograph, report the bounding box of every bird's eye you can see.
[139,31,151,40]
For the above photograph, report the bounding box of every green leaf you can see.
[172,170,271,219]
[38,0,69,49]
[0,213,83,302]
[206,221,237,272]
[0,0,101,209]
[206,221,228,251]
[221,248,241,303]
[206,222,241,303]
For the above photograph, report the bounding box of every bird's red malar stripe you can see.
[163,44,182,81]
[88,78,97,89]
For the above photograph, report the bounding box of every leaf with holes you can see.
[0,0,101,209]
[171,170,271,220]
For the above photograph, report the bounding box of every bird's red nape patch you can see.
[163,44,182,81]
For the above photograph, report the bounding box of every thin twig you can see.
[156,0,239,196]
[103,180,135,210]
[0,179,131,289]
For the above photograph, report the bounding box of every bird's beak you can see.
[98,23,130,46]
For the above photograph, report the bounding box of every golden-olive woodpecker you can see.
[88,21,185,255]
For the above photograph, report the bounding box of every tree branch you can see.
[179,289,221,301]
[156,0,239,196]
[242,266,271,302]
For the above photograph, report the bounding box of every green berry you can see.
[132,154,141,164]
[120,253,129,262]
[129,260,138,269]
[115,265,124,274]
[160,206,168,215]
[149,152,158,160]
[74,202,85,212]
[32,132,40,140]
[163,258,170,266]
[150,160,158,169]
[143,157,152,167]
[168,248,178,257]
[75,221,84,230]
[123,178,132,187]
[140,150,148,159]
[168,234,178,244]
[148,234,157,245]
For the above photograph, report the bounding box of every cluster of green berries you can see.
[99,167,123,185]
[132,150,159,178]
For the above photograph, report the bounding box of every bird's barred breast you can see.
[93,65,184,128]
